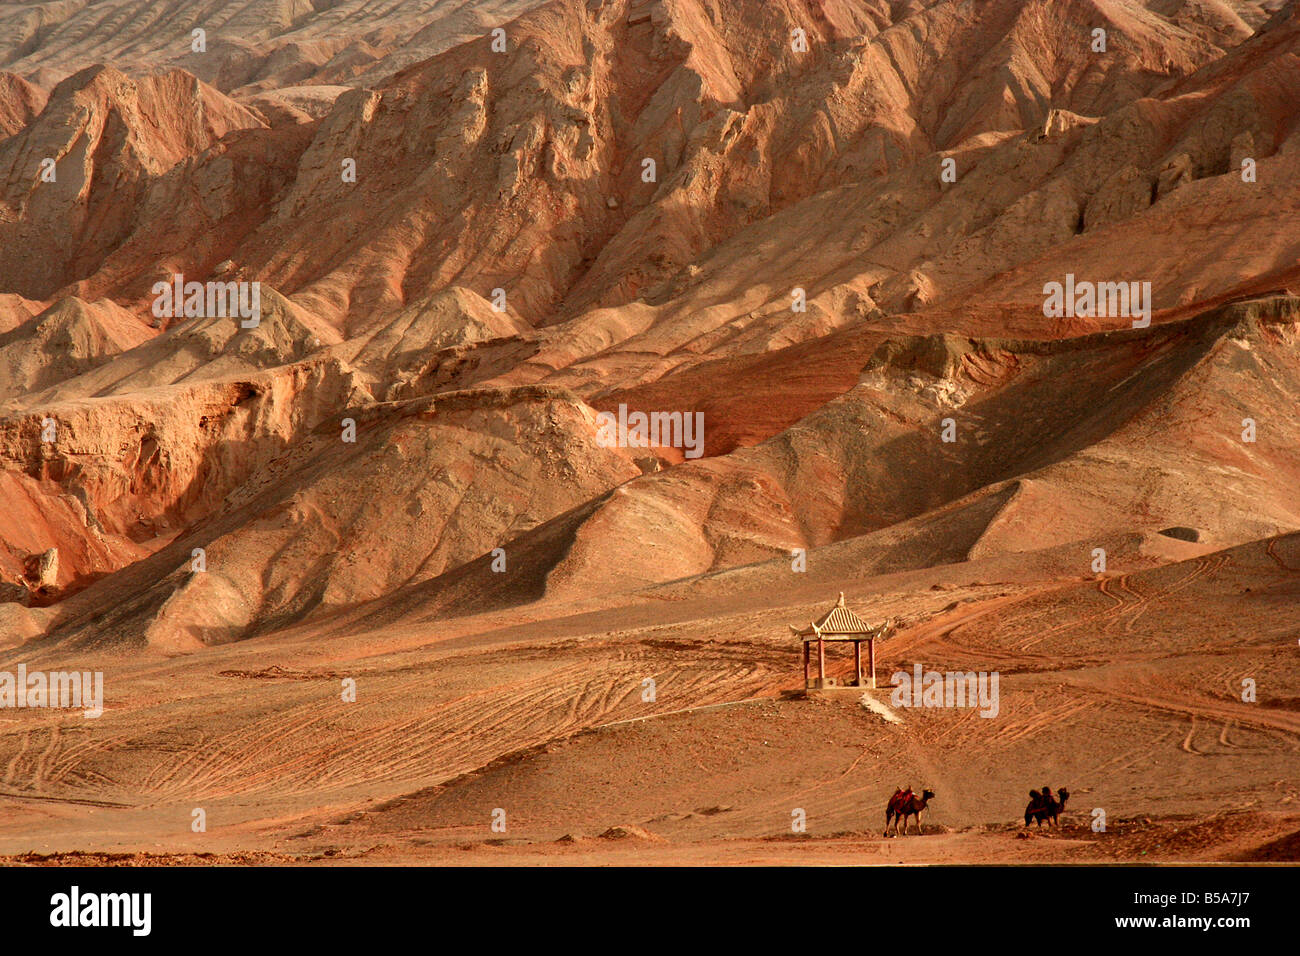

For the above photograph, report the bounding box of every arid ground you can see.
[0,0,1298,865]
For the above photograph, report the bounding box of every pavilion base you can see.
[805,676,875,689]
[800,678,880,699]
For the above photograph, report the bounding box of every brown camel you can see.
[885,787,935,836]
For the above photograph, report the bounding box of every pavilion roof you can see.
[789,593,885,640]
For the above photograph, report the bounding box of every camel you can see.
[885,786,936,836]
[1024,786,1070,827]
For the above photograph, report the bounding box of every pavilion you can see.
[790,593,893,691]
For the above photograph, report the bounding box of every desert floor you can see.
[3,531,1297,866]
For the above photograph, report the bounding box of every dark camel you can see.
[1024,786,1070,827]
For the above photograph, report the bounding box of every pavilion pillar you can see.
[868,638,876,689]
[803,641,810,688]
[854,641,863,686]
[816,627,825,684]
